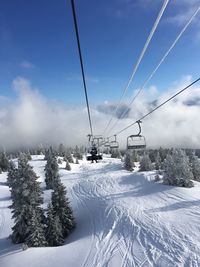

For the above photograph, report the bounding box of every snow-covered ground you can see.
[1,155,200,267]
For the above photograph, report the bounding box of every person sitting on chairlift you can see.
[90,145,98,163]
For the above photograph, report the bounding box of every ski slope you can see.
[1,155,200,267]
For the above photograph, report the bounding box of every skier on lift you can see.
[90,145,98,163]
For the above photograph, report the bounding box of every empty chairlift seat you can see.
[127,135,146,150]
[109,135,119,149]
[126,120,146,150]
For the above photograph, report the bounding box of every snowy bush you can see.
[163,149,194,187]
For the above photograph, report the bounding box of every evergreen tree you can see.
[158,147,168,162]
[44,147,55,161]
[149,150,157,163]
[11,154,44,244]
[57,158,62,164]
[131,150,139,162]
[65,160,71,171]
[124,152,135,171]
[111,149,122,159]
[51,179,75,237]
[155,152,162,170]
[26,150,32,161]
[190,153,200,181]
[73,146,83,160]
[26,209,47,247]
[64,150,74,164]
[139,154,152,171]
[58,143,66,157]
[0,151,9,172]
[163,149,194,187]
[7,161,17,188]
[75,157,79,164]
[46,203,64,246]
[45,154,60,189]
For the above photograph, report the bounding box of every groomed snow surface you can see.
[1,155,200,267]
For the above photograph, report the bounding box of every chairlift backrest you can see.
[110,141,119,149]
[104,142,110,147]
[127,135,146,150]
[109,134,119,149]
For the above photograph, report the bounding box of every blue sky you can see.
[0,0,200,105]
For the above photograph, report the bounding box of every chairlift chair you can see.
[110,135,119,149]
[127,120,146,150]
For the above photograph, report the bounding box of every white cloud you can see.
[20,60,35,69]
[110,75,200,149]
[0,76,199,150]
[165,0,200,25]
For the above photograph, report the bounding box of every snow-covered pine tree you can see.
[124,152,135,171]
[45,154,60,189]
[11,153,44,244]
[26,150,32,161]
[57,158,62,164]
[149,150,157,163]
[51,179,75,237]
[155,152,162,170]
[64,150,74,164]
[75,157,79,164]
[65,160,71,171]
[111,149,122,159]
[163,149,194,187]
[73,146,83,160]
[58,143,66,157]
[26,209,47,247]
[46,202,64,246]
[44,147,55,161]
[139,154,152,171]
[0,151,9,172]
[7,161,17,188]
[158,147,168,162]
[190,153,200,181]
[131,150,139,162]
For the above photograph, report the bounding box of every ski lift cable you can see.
[106,5,200,136]
[108,77,200,138]
[70,0,94,136]
[102,0,170,136]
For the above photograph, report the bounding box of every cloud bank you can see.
[0,76,200,150]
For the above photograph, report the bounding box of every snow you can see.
[1,155,200,266]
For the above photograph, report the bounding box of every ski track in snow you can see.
[1,156,200,267]
[69,159,200,267]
